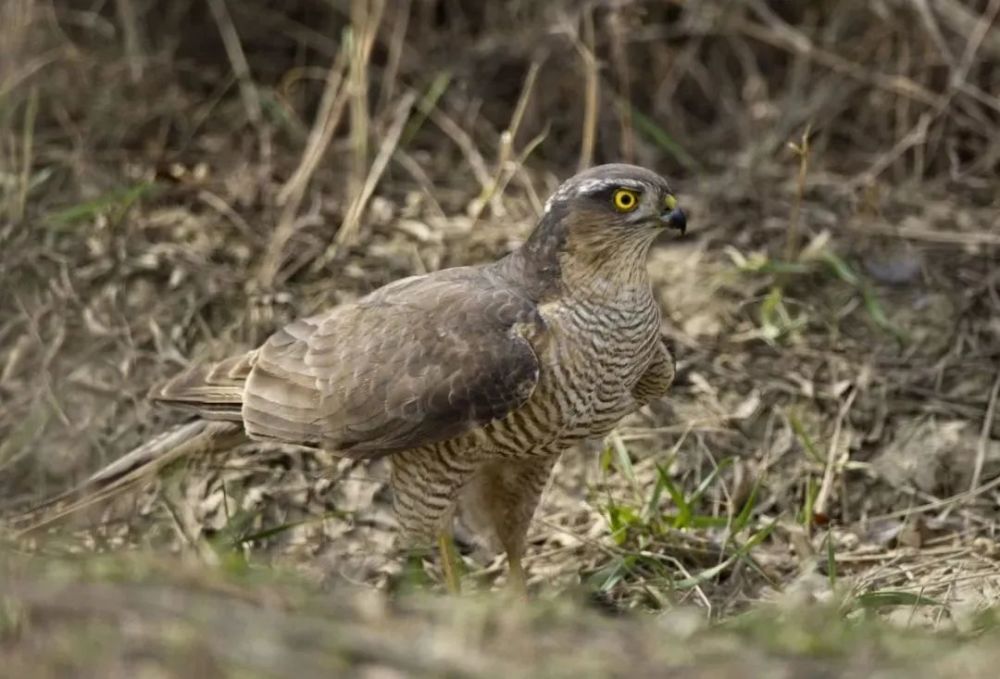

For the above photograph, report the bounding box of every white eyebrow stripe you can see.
[575,178,647,194]
[542,176,654,214]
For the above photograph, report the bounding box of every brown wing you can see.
[155,268,545,458]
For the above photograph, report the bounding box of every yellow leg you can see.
[437,531,462,595]
[506,551,528,598]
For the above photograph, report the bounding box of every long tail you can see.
[13,420,245,536]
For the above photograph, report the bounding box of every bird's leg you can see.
[456,455,558,595]
[505,547,528,598]
[437,529,462,595]
[391,446,481,595]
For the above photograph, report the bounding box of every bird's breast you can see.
[482,292,661,456]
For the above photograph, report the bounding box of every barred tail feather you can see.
[14,420,245,535]
[81,420,243,490]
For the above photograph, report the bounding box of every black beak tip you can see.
[666,207,687,234]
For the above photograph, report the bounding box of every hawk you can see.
[35,163,687,593]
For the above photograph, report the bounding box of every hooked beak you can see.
[660,206,687,234]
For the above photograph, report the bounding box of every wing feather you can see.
[243,270,545,456]
[154,267,545,458]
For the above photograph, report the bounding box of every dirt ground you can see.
[2,0,999,675]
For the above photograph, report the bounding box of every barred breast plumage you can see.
[485,287,662,454]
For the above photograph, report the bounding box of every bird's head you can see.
[520,164,687,282]
[543,163,687,238]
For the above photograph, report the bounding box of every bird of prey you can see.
[31,163,687,593]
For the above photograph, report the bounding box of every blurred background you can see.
[2,0,999,675]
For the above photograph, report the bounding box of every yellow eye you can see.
[663,194,678,211]
[612,188,639,212]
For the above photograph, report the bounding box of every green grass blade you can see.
[47,182,158,228]
[853,591,943,611]
[655,463,691,528]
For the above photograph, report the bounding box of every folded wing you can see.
[154,268,545,458]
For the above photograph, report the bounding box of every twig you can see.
[376,0,411,114]
[950,0,1000,93]
[843,220,1000,247]
[968,368,1000,495]
[910,0,956,67]
[197,190,258,242]
[813,386,858,521]
[785,124,811,261]
[259,46,350,288]
[392,149,447,220]
[347,0,386,209]
[114,0,145,82]
[856,0,1000,187]
[931,0,1000,59]
[468,57,544,225]
[335,90,418,247]
[276,49,350,207]
[607,7,634,163]
[427,107,493,190]
[15,85,37,222]
[849,113,931,189]
[576,7,599,172]
[869,470,1000,524]
[741,2,943,108]
[206,0,263,129]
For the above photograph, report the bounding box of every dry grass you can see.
[2,0,999,674]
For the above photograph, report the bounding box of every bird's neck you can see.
[556,233,657,305]
[505,219,656,305]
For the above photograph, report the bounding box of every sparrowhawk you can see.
[36,163,688,593]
